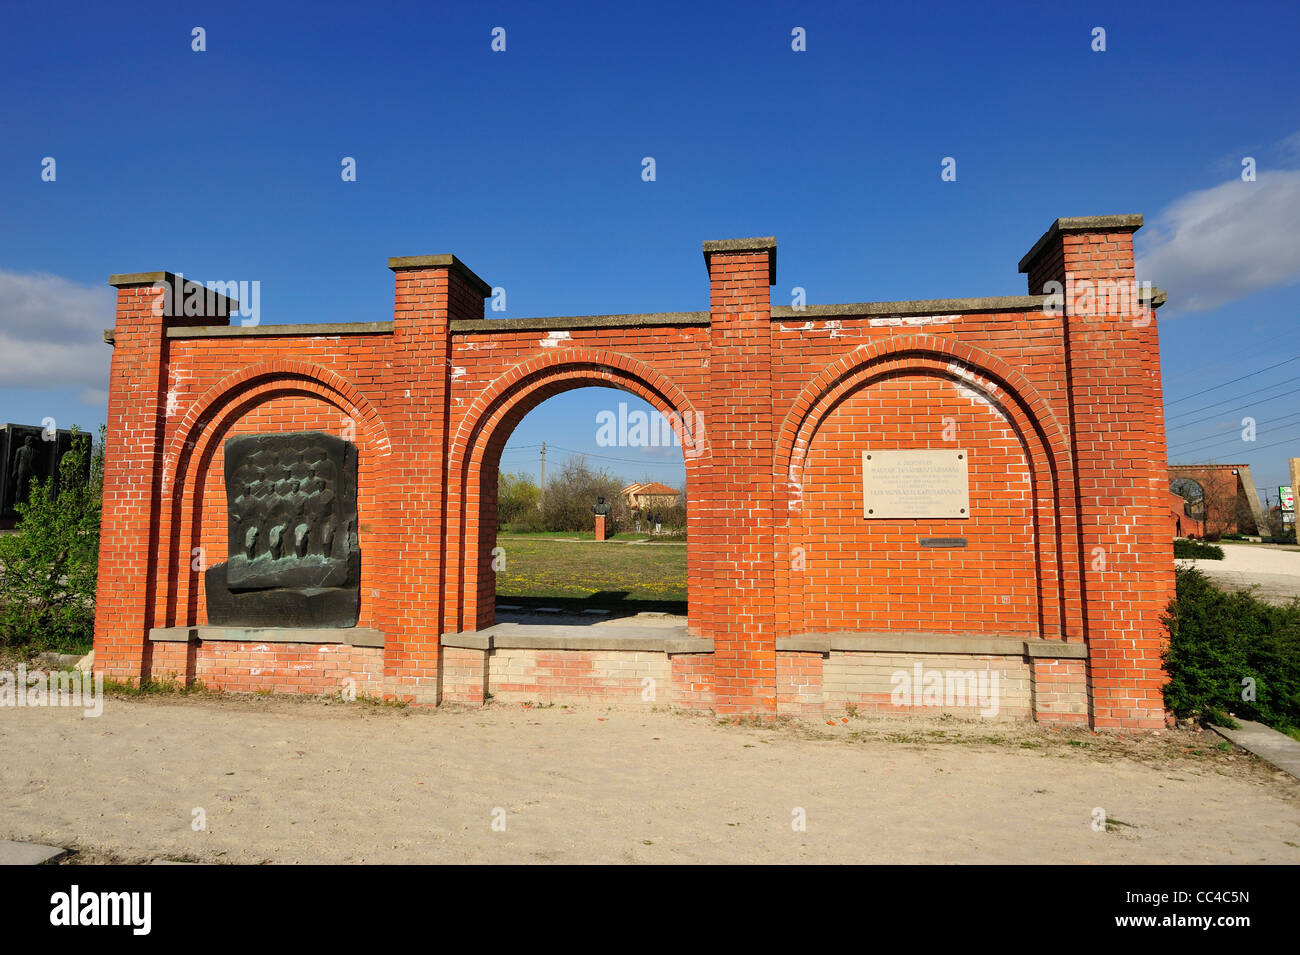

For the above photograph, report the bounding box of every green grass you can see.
[495,536,686,610]
[498,530,662,541]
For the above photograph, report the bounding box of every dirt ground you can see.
[2,692,1297,864]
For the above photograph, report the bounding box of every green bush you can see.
[0,426,103,652]
[1173,539,1224,560]
[1162,567,1300,733]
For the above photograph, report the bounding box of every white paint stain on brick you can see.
[869,314,960,327]
[540,331,571,347]
[451,366,466,379]
[946,361,999,394]
[780,320,844,337]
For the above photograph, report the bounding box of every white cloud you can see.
[0,270,114,396]
[1136,168,1300,312]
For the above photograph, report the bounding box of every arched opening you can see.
[1170,477,1206,521]
[444,353,709,640]
[489,386,689,628]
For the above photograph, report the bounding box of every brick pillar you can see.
[702,238,778,716]
[386,254,490,703]
[95,273,236,683]
[1020,216,1172,729]
[594,514,606,542]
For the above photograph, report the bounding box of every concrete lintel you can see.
[149,626,384,648]
[387,253,491,297]
[1018,214,1145,274]
[450,311,709,334]
[165,321,393,339]
[772,294,1050,321]
[702,237,777,285]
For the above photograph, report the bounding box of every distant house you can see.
[622,481,682,512]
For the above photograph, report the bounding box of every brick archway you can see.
[157,362,393,644]
[99,218,1174,726]
[444,348,710,636]
[773,336,1080,644]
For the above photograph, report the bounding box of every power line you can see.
[1166,383,1300,430]
[1168,411,1300,454]
[1165,353,1300,406]
[547,443,687,469]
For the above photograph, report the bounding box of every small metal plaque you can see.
[862,449,970,519]
[920,537,968,548]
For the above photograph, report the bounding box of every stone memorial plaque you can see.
[205,431,361,627]
[862,449,969,519]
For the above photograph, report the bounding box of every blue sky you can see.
[3,1,1299,497]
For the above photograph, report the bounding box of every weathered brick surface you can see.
[95,220,1172,727]
[488,649,669,705]
[820,652,1032,720]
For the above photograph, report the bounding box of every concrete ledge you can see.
[1018,214,1144,274]
[442,625,712,654]
[1023,640,1088,659]
[450,311,709,334]
[149,626,385,648]
[441,632,493,651]
[1211,719,1300,779]
[164,321,393,339]
[772,295,1051,321]
[780,632,1068,657]
[387,253,491,297]
[0,839,66,865]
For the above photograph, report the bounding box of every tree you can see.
[540,456,626,532]
[497,470,541,529]
[0,425,103,651]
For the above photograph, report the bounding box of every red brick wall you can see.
[96,218,1173,728]
[793,374,1037,636]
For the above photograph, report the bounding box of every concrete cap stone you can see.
[1018,214,1144,274]
[387,253,491,297]
[702,237,777,285]
[106,271,240,316]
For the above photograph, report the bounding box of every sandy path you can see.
[2,697,1297,864]
[1183,543,1300,604]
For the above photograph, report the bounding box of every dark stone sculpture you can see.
[12,436,37,506]
[592,496,611,516]
[0,423,89,519]
[204,431,361,627]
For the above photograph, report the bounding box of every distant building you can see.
[621,481,681,512]
[1168,464,1266,537]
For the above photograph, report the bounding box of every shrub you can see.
[0,426,104,652]
[1173,539,1224,560]
[1162,566,1300,733]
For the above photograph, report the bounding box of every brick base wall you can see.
[148,641,383,697]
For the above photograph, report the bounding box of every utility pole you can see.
[539,441,546,508]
